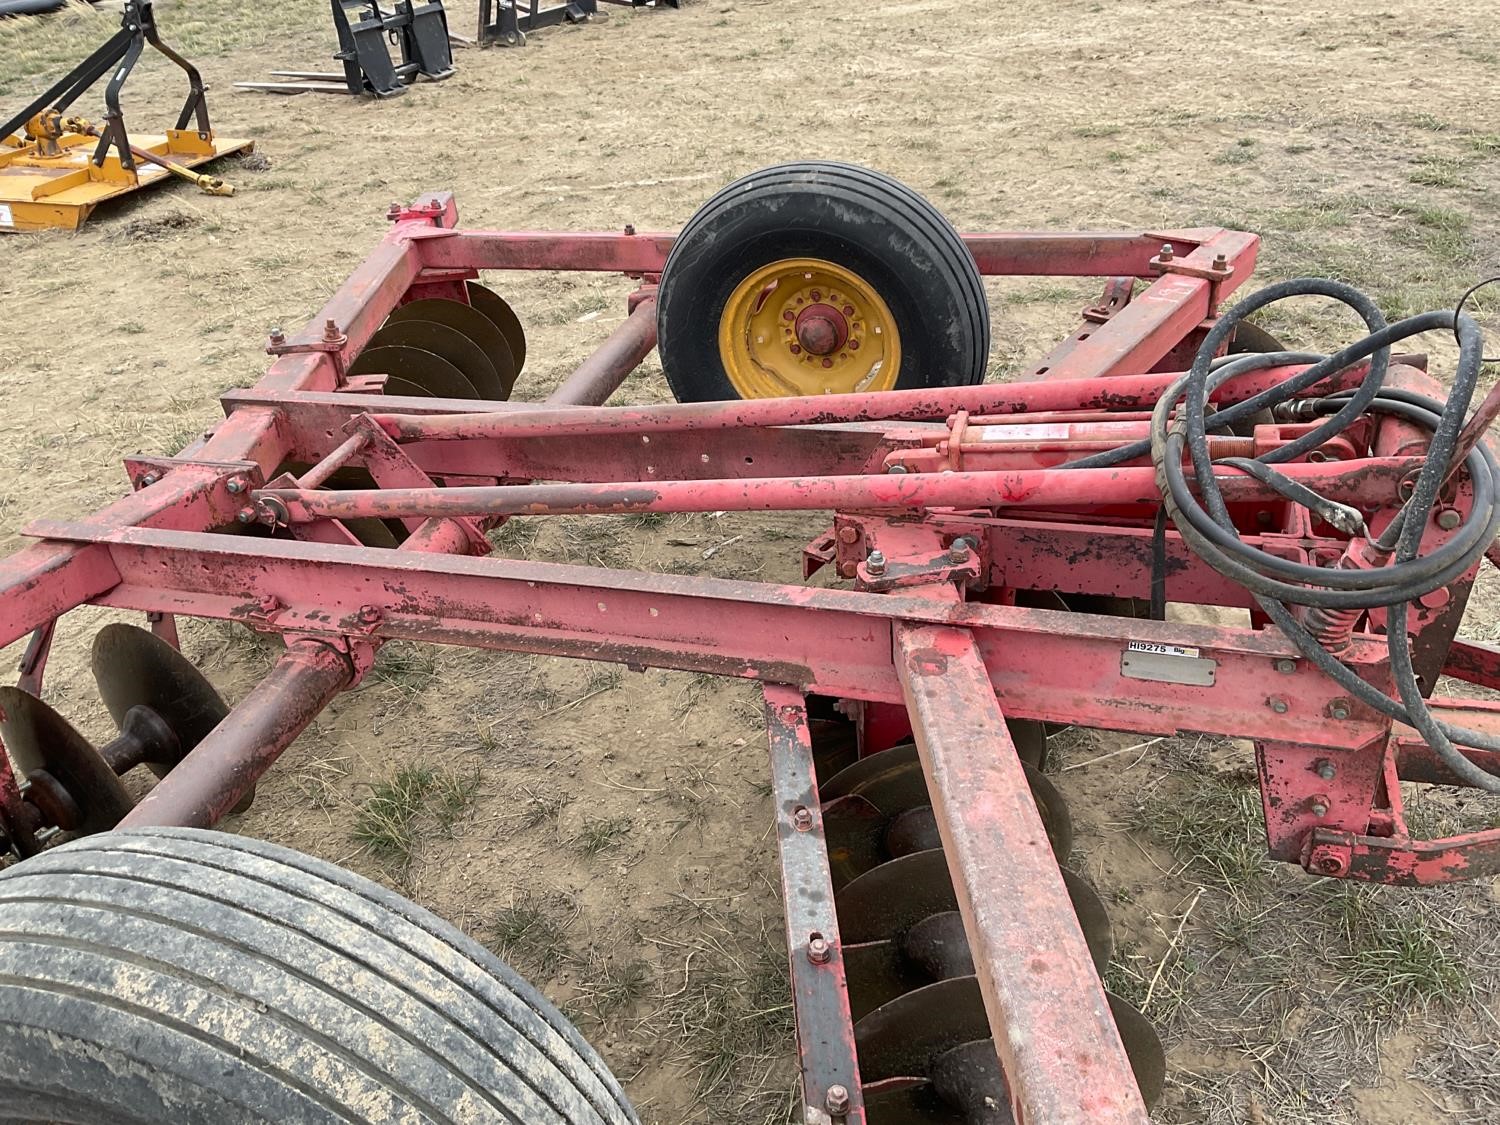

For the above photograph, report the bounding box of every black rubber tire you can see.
[657,161,990,402]
[0,828,637,1125]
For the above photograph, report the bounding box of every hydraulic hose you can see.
[1112,277,1500,792]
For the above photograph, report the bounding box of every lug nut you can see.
[866,550,887,577]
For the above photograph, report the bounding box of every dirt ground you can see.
[3,0,1500,1122]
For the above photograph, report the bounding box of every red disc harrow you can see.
[1,170,1498,1124]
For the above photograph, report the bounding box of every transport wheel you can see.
[0,828,638,1125]
[657,161,990,402]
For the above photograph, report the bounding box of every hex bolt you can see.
[1316,760,1337,781]
[1159,243,1174,262]
[235,507,256,524]
[358,604,383,626]
[1274,659,1296,674]
[1436,508,1462,530]
[825,1086,850,1116]
[837,526,859,545]
[138,471,159,488]
[807,933,831,965]
[948,537,973,563]
[1269,697,1289,714]
[225,477,245,495]
[1327,699,1352,721]
[866,550,887,577]
[838,561,858,579]
[791,806,813,832]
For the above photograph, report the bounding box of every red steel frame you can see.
[4,194,1500,1123]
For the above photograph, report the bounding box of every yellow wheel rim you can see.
[717,257,901,397]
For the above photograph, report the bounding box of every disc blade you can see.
[92,625,229,776]
[0,687,132,833]
[930,1039,1012,1124]
[344,517,401,548]
[823,794,886,890]
[862,1081,968,1125]
[823,743,1072,863]
[820,741,928,812]
[854,977,991,1084]
[384,375,434,399]
[367,319,505,399]
[1108,993,1167,1108]
[347,345,479,400]
[884,804,940,858]
[843,939,919,1022]
[388,297,518,395]
[466,281,526,382]
[1063,868,1114,974]
[836,849,955,944]
[1009,718,1047,770]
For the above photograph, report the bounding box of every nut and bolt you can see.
[886,464,909,474]
[268,327,286,346]
[225,477,246,494]
[322,319,342,343]
[865,550,887,577]
[1269,697,1289,714]
[1212,252,1228,271]
[138,471,160,488]
[1316,760,1337,781]
[624,223,636,236]
[257,594,281,615]
[807,933,831,965]
[1436,508,1462,530]
[838,561,858,579]
[358,604,383,625]
[791,805,813,832]
[1159,243,1174,262]
[1310,797,1330,818]
[948,537,973,563]
[825,1086,850,1116]
[235,507,256,524]
[1274,658,1296,674]
[1327,699,1352,721]
[837,526,859,545]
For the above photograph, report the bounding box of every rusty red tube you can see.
[376,361,1374,444]
[119,639,353,829]
[544,298,658,407]
[258,457,1417,523]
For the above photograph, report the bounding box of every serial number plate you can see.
[1125,640,1201,659]
[1121,641,1216,686]
[0,203,13,229]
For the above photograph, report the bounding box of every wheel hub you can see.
[794,303,849,356]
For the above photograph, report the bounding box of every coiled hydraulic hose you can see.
[1121,278,1500,792]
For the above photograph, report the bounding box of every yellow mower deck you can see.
[0,128,252,232]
